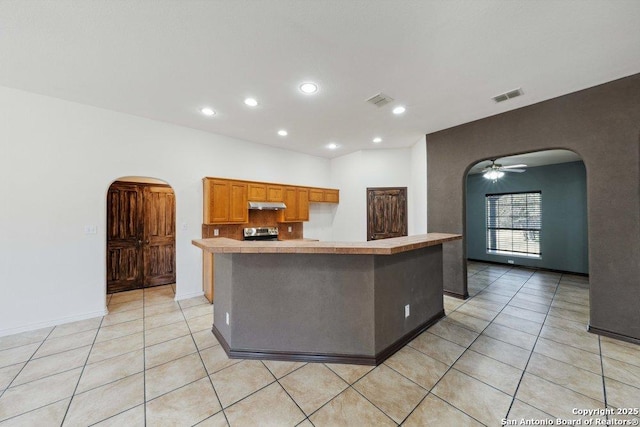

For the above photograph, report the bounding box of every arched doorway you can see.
[464,149,588,292]
[106,176,176,294]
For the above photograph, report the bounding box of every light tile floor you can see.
[1,263,639,426]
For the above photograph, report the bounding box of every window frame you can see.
[485,191,542,259]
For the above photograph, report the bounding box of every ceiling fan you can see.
[482,159,527,181]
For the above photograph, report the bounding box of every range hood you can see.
[248,201,287,210]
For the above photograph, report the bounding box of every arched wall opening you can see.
[426,73,640,343]
[105,176,177,303]
[463,149,587,282]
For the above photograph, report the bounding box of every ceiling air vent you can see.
[492,88,523,103]
[366,93,394,108]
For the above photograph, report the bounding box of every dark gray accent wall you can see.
[374,245,443,352]
[427,73,640,341]
[466,161,588,274]
[212,246,444,359]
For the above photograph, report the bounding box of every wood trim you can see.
[112,181,171,188]
[202,252,214,303]
[443,290,468,299]
[588,325,640,346]
[211,309,445,366]
[203,176,339,193]
[373,309,445,364]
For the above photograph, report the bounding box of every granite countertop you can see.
[192,233,462,255]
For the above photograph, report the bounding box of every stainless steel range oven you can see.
[243,227,279,241]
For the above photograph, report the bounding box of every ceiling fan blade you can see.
[501,164,527,169]
[503,168,525,173]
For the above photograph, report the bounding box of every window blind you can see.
[486,192,541,256]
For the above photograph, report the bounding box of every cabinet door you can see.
[248,183,267,201]
[209,180,230,223]
[283,187,298,221]
[297,188,309,221]
[266,185,284,202]
[324,189,339,203]
[308,189,324,202]
[229,181,248,223]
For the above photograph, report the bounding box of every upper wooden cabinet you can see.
[203,177,337,224]
[248,183,267,201]
[248,183,286,202]
[308,188,339,203]
[266,185,284,202]
[203,178,248,224]
[281,187,309,222]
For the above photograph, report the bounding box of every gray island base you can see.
[192,233,462,365]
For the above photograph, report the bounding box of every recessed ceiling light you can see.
[299,82,318,94]
[244,98,258,107]
[278,129,288,136]
[373,137,382,143]
[201,107,216,116]
[392,106,406,115]
[327,143,338,150]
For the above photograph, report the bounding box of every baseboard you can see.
[373,309,445,364]
[588,325,640,345]
[174,290,205,301]
[467,258,589,277]
[0,308,108,338]
[444,290,468,299]
[212,309,445,366]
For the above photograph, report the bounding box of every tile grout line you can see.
[60,315,106,426]
[397,263,518,426]
[503,269,563,420]
[0,326,56,401]
[0,327,61,423]
[268,361,313,424]
[599,336,609,422]
[177,296,230,426]
[142,290,147,427]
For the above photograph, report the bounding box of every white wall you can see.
[0,86,332,336]
[329,142,427,242]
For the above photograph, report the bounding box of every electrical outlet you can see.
[84,225,97,235]
[225,312,229,325]
[214,229,219,236]
[404,304,410,318]
[288,226,292,233]
[181,222,188,231]
[508,259,515,264]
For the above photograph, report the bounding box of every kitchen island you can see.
[192,233,462,365]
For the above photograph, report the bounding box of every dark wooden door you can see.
[144,185,176,287]
[107,181,176,293]
[367,187,408,241]
[107,182,144,293]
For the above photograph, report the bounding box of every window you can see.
[486,192,541,258]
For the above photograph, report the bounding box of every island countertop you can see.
[192,233,461,255]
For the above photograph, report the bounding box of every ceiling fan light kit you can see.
[482,159,527,181]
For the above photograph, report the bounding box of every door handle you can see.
[145,240,150,245]
[137,240,143,246]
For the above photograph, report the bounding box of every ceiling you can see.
[1,1,639,159]
[467,150,583,174]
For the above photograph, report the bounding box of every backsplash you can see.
[202,210,303,240]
